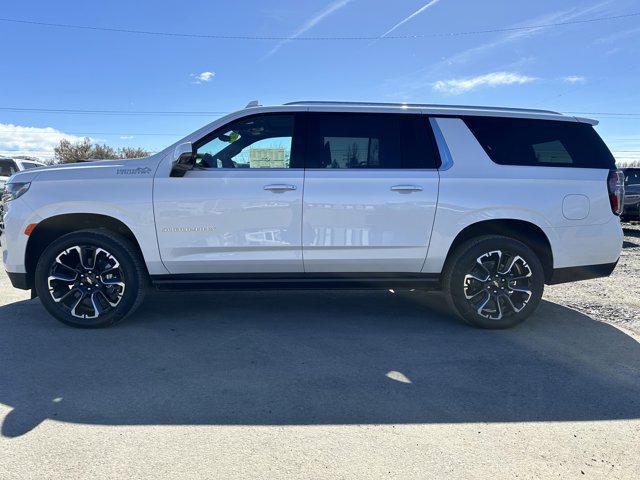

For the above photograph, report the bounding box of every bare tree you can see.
[54,138,150,164]
[92,143,119,160]
[54,138,94,164]
[119,147,150,159]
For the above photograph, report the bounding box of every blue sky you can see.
[0,0,639,163]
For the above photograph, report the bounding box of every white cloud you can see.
[595,26,640,44]
[191,71,216,84]
[262,0,352,59]
[433,72,536,95]
[120,135,134,140]
[0,123,87,161]
[563,75,586,83]
[379,0,442,38]
[442,1,612,67]
[385,0,613,96]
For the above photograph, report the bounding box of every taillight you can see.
[607,169,625,216]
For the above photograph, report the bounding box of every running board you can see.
[150,273,441,292]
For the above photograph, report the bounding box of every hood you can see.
[8,156,159,183]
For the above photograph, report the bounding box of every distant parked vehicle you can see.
[621,168,640,221]
[0,158,46,190]
[0,158,46,233]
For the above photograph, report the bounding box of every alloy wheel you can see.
[462,250,533,320]
[47,245,126,320]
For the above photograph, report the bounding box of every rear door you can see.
[301,112,440,272]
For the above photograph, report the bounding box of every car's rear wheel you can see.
[34,229,146,328]
[442,235,545,329]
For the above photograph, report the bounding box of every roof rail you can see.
[284,100,561,115]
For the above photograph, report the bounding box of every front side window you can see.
[194,114,297,169]
[305,113,440,169]
[464,116,616,169]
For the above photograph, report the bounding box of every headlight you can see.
[1,182,31,202]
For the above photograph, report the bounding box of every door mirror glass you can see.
[173,142,194,164]
[171,142,195,177]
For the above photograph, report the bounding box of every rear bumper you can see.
[6,271,30,290]
[547,261,618,285]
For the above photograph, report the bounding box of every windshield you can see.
[19,162,43,170]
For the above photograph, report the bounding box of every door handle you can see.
[391,185,423,192]
[264,184,297,192]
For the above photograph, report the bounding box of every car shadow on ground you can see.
[1,290,639,437]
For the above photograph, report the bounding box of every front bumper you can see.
[1,197,40,275]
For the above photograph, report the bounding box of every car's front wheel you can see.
[34,229,147,328]
[442,235,545,329]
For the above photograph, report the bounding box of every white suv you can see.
[0,102,624,329]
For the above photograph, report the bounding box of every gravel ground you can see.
[545,222,640,334]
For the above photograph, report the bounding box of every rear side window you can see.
[305,113,440,169]
[464,117,615,169]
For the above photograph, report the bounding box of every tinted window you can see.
[464,117,615,169]
[0,159,17,177]
[194,114,300,169]
[305,113,440,169]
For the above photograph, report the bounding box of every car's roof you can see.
[278,101,598,125]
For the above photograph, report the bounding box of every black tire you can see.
[442,235,545,329]
[34,229,147,328]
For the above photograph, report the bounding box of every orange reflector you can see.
[24,223,38,236]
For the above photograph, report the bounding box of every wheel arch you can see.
[443,219,554,282]
[25,213,148,288]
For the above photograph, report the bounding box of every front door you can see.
[301,112,440,273]
[154,113,305,274]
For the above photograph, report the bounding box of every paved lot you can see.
[1,267,639,479]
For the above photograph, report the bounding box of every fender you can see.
[423,207,557,275]
[15,157,168,276]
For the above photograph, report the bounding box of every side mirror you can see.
[173,142,194,164]
[170,142,195,177]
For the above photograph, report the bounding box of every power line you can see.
[0,12,639,41]
[0,107,228,116]
[0,130,181,136]
[2,105,640,119]
[565,111,640,116]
